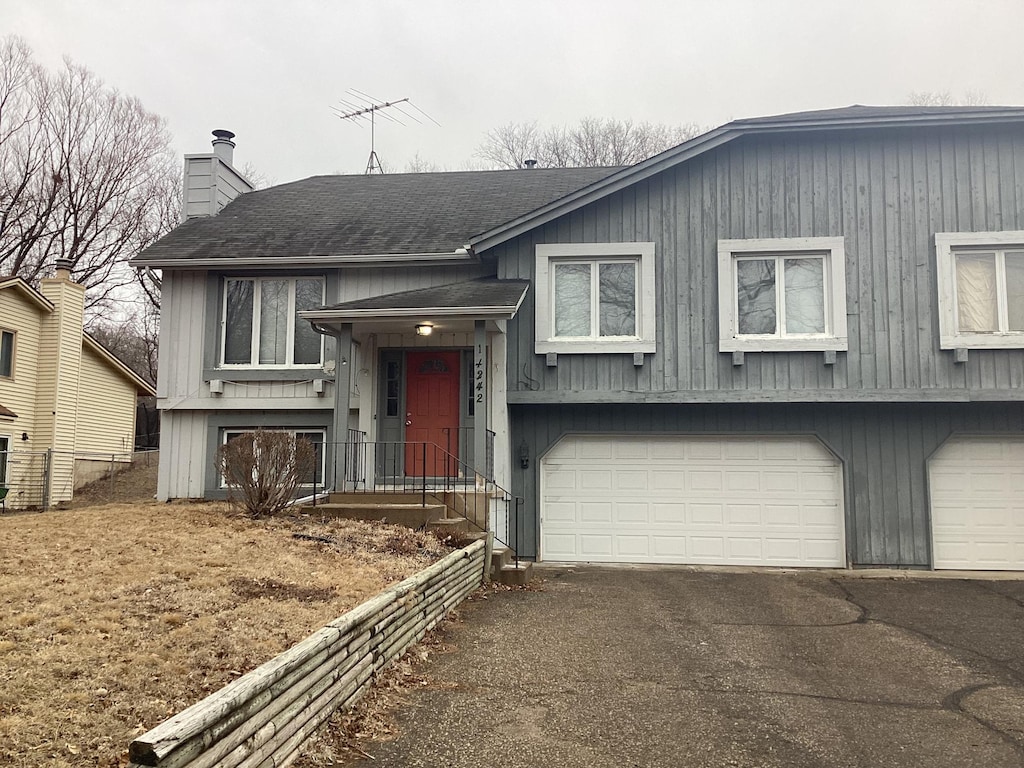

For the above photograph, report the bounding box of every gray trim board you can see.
[507,389,1024,404]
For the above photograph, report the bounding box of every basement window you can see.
[219,429,326,487]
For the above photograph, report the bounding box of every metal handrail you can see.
[314,438,521,563]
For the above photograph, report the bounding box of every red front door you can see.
[404,351,460,477]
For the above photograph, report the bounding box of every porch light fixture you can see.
[415,323,434,336]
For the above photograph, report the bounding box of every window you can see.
[718,237,848,352]
[0,435,8,487]
[936,231,1024,349]
[0,330,13,378]
[535,242,656,354]
[222,277,324,366]
[220,429,326,487]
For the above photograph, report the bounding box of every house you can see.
[137,106,1024,571]
[0,264,157,509]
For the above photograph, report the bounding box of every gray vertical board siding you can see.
[158,409,209,499]
[496,126,1024,399]
[158,270,208,400]
[335,263,494,303]
[508,402,1024,565]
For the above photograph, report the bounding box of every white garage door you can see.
[930,436,1024,570]
[540,434,845,567]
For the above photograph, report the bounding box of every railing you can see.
[441,427,495,482]
[310,439,521,565]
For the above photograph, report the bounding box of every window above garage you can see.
[717,237,848,353]
[535,242,656,355]
[935,231,1024,350]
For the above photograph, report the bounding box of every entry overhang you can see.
[298,278,529,333]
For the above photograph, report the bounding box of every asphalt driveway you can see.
[359,567,1024,767]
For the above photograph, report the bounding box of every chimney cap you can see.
[54,258,73,272]
[212,129,236,142]
[523,159,538,169]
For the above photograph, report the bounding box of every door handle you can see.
[405,420,412,426]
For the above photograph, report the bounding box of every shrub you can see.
[216,430,317,518]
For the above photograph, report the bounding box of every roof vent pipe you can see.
[211,129,236,165]
[523,159,537,169]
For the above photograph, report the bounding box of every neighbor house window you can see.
[0,435,9,487]
[718,237,848,352]
[535,242,656,354]
[222,277,324,366]
[935,231,1024,349]
[0,330,13,378]
[220,429,326,487]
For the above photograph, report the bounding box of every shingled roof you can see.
[732,104,1024,126]
[301,278,530,322]
[135,167,619,266]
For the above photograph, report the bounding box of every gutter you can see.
[132,249,478,270]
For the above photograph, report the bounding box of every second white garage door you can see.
[930,436,1024,570]
[540,434,845,567]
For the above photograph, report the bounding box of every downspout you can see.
[311,322,352,491]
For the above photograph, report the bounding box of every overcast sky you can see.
[9,0,1024,184]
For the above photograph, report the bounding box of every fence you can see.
[0,447,158,510]
[128,539,487,768]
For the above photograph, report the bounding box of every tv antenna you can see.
[332,89,440,174]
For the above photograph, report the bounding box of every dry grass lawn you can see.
[0,499,456,768]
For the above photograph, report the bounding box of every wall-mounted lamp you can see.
[21,432,29,441]
[415,323,434,337]
[518,440,530,469]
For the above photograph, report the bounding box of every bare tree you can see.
[476,117,705,169]
[908,90,990,107]
[0,35,179,311]
[89,303,160,385]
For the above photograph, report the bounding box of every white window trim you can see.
[220,276,325,368]
[0,434,10,488]
[935,231,1024,350]
[717,237,848,353]
[535,242,656,354]
[219,428,327,488]
[0,329,15,379]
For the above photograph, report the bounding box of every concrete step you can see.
[326,492,440,505]
[495,561,534,587]
[491,545,513,572]
[489,545,533,585]
[298,502,446,529]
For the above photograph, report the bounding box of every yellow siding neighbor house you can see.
[0,265,156,509]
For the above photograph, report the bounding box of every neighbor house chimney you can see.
[53,257,73,281]
[211,129,236,165]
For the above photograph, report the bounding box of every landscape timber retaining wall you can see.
[128,539,487,768]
